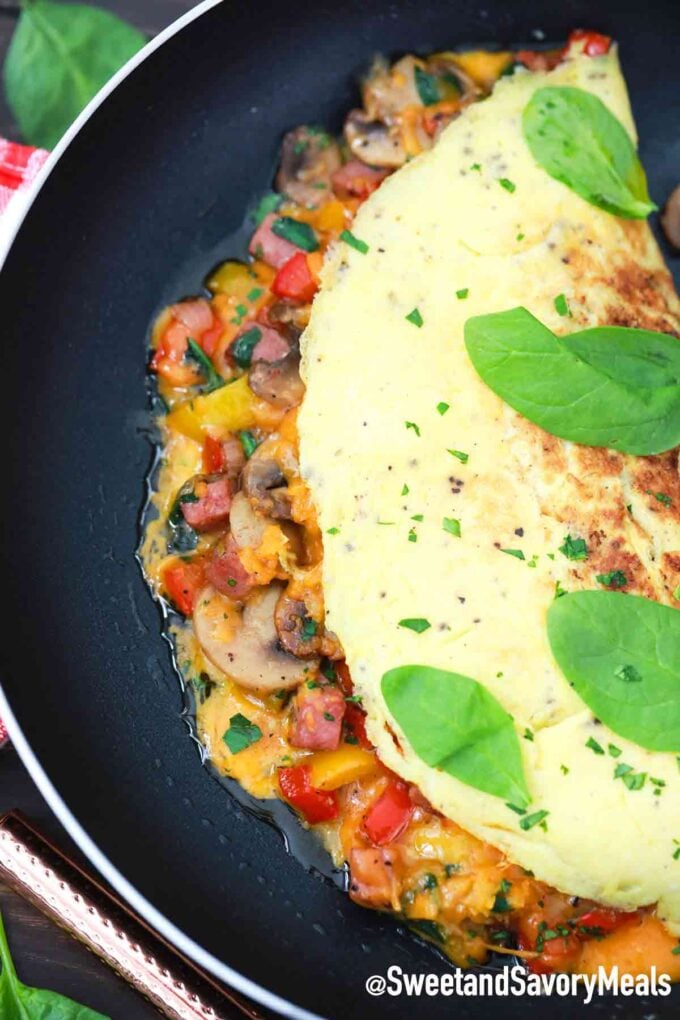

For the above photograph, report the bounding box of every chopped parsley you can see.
[271,216,319,252]
[301,618,318,640]
[339,229,369,254]
[447,449,469,464]
[443,517,461,537]
[608,744,622,758]
[501,548,525,560]
[498,177,516,193]
[470,162,481,172]
[614,763,646,790]
[421,872,438,890]
[408,528,418,543]
[326,526,340,535]
[596,570,628,589]
[615,663,642,683]
[398,617,431,634]
[405,307,424,328]
[654,492,673,507]
[436,401,450,416]
[411,514,424,522]
[519,810,549,831]
[405,421,421,436]
[558,534,588,561]
[554,293,571,317]
[516,232,525,241]
[223,713,262,754]
[320,661,337,681]
[247,286,264,302]
[401,483,410,495]
[505,803,526,816]
[456,288,469,300]
[492,879,513,913]
[585,737,605,755]
[523,728,534,742]
[554,580,568,599]
[560,764,569,775]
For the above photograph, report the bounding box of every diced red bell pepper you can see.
[272,252,318,304]
[363,780,412,846]
[162,559,206,616]
[278,764,339,824]
[202,435,226,474]
[567,29,612,56]
[344,703,373,750]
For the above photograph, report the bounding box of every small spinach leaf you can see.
[547,591,680,752]
[4,0,146,149]
[0,909,108,1018]
[185,339,224,393]
[463,307,680,455]
[522,86,656,219]
[382,665,530,807]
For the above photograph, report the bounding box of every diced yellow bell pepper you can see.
[450,50,513,90]
[166,375,257,442]
[314,199,347,234]
[206,260,254,299]
[308,745,377,791]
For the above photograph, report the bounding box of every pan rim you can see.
[0,1,322,1015]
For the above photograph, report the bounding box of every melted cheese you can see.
[299,50,680,929]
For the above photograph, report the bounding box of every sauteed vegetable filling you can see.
[141,32,680,978]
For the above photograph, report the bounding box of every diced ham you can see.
[349,847,399,909]
[181,476,232,532]
[331,160,390,200]
[291,684,346,750]
[252,327,290,363]
[205,535,256,599]
[170,299,214,334]
[249,212,298,269]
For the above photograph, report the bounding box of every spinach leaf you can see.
[4,0,146,149]
[0,910,108,1018]
[382,665,530,807]
[185,339,224,393]
[464,307,680,456]
[522,86,656,219]
[547,591,680,752]
[223,713,262,754]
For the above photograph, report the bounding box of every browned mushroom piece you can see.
[661,185,680,250]
[193,583,316,692]
[242,453,293,520]
[274,585,343,660]
[249,347,305,409]
[344,109,406,168]
[361,56,421,121]
[266,301,309,338]
[275,125,342,207]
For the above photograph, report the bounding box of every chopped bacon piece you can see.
[181,476,232,532]
[349,847,399,908]
[291,684,346,750]
[249,212,299,269]
[205,535,256,599]
[251,327,290,363]
[170,299,213,334]
[331,160,390,200]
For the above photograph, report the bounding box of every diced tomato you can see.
[349,847,398,908]
[162,559,206,616]
[202,435,226,474]
[331,160,389,201]
[363,780,412,846]
[251,326,290,363]
[278,764,339,824]
[205,535,256,599]
[249,213,299,269]
[567,29,611,56]
[181,476,233,532]
[522,932,581,975]
[344,703,373,750]
[200,322,224,357]
[272,252,318,304]
[576,908,640,936]
[291,685,346,750]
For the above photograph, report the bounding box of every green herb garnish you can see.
[223,713,262,754]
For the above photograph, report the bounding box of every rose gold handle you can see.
[0,811,263,1020]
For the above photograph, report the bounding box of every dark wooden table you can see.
[0,4,254,1013]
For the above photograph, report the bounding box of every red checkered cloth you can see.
[0,137,49,747]
[0,138,49,215]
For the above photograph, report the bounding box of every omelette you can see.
[142,31,680,978]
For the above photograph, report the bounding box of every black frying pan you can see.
[1,1,678,1016]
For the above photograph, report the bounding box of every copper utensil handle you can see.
[0,811,263,1020]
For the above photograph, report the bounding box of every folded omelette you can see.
[299,47,680,930]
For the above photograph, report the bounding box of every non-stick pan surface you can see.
[1,1,678,1016]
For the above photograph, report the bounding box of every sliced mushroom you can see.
[229,491,269,549]
[194,583,316,692]
[275,125,342,207]
[344,110,406,168]
[361,55,421,121]
[242,453,293,520]
[249,347,305,409]
[661,185,680,249]
[274,585,344,660]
